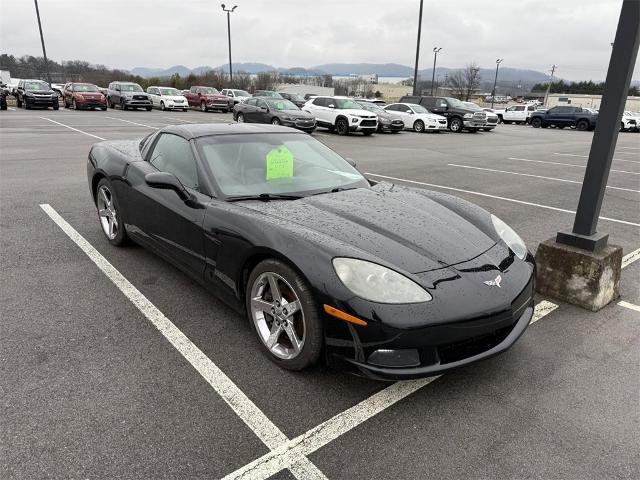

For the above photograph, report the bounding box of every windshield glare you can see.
[335,98,361,109]
[74,84,99,92]
[26,81,49,90]
[122,84,143,92]
[446,97,468,108]
[160,88,181,96]
[266,99,299,110]
[463,102,483,111]
[234,90,250,96]
[196,133,369,197]
[409,104,429,114]
[202,87,220,95]
[356,102,382,113]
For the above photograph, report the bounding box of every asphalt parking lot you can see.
[1,107,639,479]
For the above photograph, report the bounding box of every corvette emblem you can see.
[483,275,502,288]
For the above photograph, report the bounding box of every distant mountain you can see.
[312,63,413,77]
[128,62,552,84]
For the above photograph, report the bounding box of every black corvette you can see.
[87,124,535,380]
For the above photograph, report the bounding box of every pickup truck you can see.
[493,104,538,124]
[399,95,487,132]
[184,86,233,112]
[530,106,598,131]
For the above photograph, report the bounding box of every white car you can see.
[302,96,377,135]
[146,86,188,111]
[621,111,639,132]
[493,104,538,124]
[221,88,252,105]
[383,103,448,133]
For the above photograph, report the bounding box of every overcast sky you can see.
[1,0,638,81]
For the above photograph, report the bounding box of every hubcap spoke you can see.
[98,208,109,218]
[282,299,301,317]
[266,273,282,303]
[100,188,110,207]
[108,217,115,237]
[251,298,274,312]
[282,322,302,353]
[265,323,282,349]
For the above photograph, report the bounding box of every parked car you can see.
[107,82,152,110]
[87,123,535,379]
[354,100,404,133]
[233,97,316,133]
[0,83,8,110]
[460,103,497,131]
[384,103,447,133]
[51,83,65,97]
[278,92,307,108]
[221,88,252,105]
[303,96,377,136]
[63,82,107,110]
[621,111,639,132]
[253,90,283,98]
[493,104,538,124]
[399,95,487,132]
[146,86,188,111]
[15,79,59,110]
[184,86,233,112]
[530,106,598,131]
[358,98,386,106]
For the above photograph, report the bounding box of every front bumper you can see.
[349,118,378,132]
[379,121,404,132]
[426,120,448,130]
[282,118,316,132]
[206,99,233,110]
[76,98,107,108]
[463,119,487,128]
[24,95,57,107]
[123,97,152,107]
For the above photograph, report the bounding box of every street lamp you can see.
[490,58,503,108]
[431,47,442,95]
[412,0,424,96]
[221,4,237,84]
[33,0,51,85]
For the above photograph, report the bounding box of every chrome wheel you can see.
[250,272,305,360]
[97,185,118,240]
[237,113,244,123]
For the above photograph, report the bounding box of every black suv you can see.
[0,83,9,110]
[399,95,487,132]
[278,92,306,108]
[16,79,59,110]
[107,81,152,110]
[530,106,598,131]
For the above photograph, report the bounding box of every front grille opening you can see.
[436,325,512,364]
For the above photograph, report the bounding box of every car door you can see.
[430,98,449,118]
[389,104,412,124]
[503,106,517,121]
[124,133,208,277]
[64,84,72,105]
[240,98,258,122]
[254,98,270,123]
[545,106,563,125]
[147,87,159,107]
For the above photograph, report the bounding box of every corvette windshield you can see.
[266,99,298,110]
[196,133,369,197]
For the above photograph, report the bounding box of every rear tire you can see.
[576,120,589,131]
[413,120,425,133]
[531,117,542,128]
[246,259,323,371]
[237,113,245,123]
[335,117,349,135]
[271,117,281,125]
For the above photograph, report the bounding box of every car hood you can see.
[241,183,497,274]
[162,95,187,101]
[202,94,229,99]
[376,110,402,122]
[277,109,313,118]
[340,108,377,117]
[28,89,55,95]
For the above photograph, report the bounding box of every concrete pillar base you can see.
[535,238,623,311]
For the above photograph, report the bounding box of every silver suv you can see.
[107,82,152,111]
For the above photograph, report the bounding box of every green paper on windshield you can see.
[266,146,294,180]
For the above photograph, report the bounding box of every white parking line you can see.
[39,204,326,480]
[8,107,16,111]
[448,164,640,194]
[508,157,640,176]
[619,146,640,150]
[365,173,640,227]
[530,300,559,324]
[164,116,195,123]
[40,117,106,141]
[618,301,640,313]
[105,116,159,129]
[553,152,640,165]
[622,247,640,269]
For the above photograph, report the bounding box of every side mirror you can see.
[406,110,413,114]
[345,157,357,167]
[145,172,191,202]
[328,104,335,109]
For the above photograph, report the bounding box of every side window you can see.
[514,106,526,111]
[149,134,199,190]
[312,97,326,107]
[527,106,535,111]
[385,104,398,112]
[190,87,197,93]
[245,98,257,106]
[437,99,447,108]
[256,99,267,108]
[421,97,435,107]
[548,107,559,114]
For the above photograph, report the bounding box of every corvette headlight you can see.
[333,258,432,304]
[491,215,527,260]
[464,113,473,119]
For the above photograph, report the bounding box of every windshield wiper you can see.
[310,187,358,197]
[226,193,303,202]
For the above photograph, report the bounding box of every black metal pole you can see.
[491,59,502,109]
[33,0,51,85]
[226,11,233,83]
[556,0,640,252]
[412,0,424,96]
[430,49,438,96]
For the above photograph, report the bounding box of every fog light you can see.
[368,348,420,368]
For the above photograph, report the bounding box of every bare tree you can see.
[448,71,466,99]
[463,62,482,101]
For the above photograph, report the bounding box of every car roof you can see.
[162,123,304,139]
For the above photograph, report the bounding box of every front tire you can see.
[237,112,245,123]
[246,259,323,371]
[271,117,281,125]
[95,179,128,246]
[335,117,349,135]
[160,101,165,111]
[413,120,425,133]
[449,117,463,133]
[576,120,589,131]
[200,101,207,112]
[531,117,542,128]
[72,99,78,110]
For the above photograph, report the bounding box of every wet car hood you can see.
[277,109,313,119]
[242,182,497,274]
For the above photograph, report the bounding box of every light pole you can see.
[431,47,442,95]
[412,0,424,96]
[221,4,237,84]
[490,58,503,108]
[33,0,51,85]
[543,64,557,107]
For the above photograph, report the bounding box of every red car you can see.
[63,83,107,110]
[184,86,233,112]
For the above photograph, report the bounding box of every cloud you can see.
[1,0,637,81]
